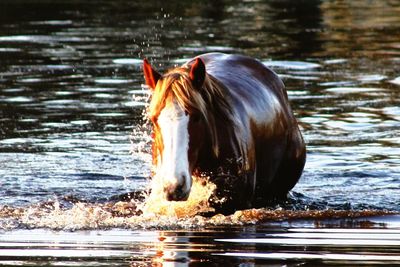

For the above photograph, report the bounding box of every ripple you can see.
[91,112,128,117]
[0,48,21,52]
[356,74,387,82]
[93,93,115,99]
[287,90,308,96]
[17,78,43,83]
[178,45,235,53]
[319,81,354,87]
[218,252,400,262]
[263,60,321,70]
[13,64,73,71]
[2,96,33,103]
[280,74,320,81]
[112,58,142,65]
[0,248,134,258]
[325,87,386,94]
[29,20,73,26]
[0,35,49,42]
[0,138,44,145]
[124,101,148,107]
[1,88,25,93]
[43,99,80,107]
[323,59,347,64]
[78,87,117,93]
[129,89,149,95]
[94,78,134,84]
[382,106,400,121]
[389,77,400,85]
[379,137,400,145]
[43,64,72,70]
[55,91,78,96]
[0,35,86,43]
[217,234,400,247]
[70,120,91,125]
[301,116,329,125]
[41,122,71,128]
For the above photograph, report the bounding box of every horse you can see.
[143,53,306,213]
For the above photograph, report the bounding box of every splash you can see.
[0,176,216,230]
[0,193,396,231]
[141,175,217,218]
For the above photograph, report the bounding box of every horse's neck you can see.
[196,120,240,175]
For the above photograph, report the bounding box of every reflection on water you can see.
[1,217,400,266]
[0,0,400,265]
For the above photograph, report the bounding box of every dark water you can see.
[1,0,400,265]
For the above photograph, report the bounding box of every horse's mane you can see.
[148,65,250,172]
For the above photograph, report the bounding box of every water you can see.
[1,219,400,266]
[0,0,400,265]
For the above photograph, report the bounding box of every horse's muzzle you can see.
[164,176,190,201]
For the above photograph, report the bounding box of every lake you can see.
[0,0,399,265]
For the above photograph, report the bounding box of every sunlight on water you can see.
[0,196,394,231]
[0,175,220,230]
[112,58,143,65]
[263,60,321,70]
[217,252,400,262]
[141,176,217,217]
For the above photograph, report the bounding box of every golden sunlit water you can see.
[142,176,217,218]
[0,184,395,231]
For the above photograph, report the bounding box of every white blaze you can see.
[156,99,191,198]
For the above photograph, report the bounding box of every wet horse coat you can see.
[143,53,306,213]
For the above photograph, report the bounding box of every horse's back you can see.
[199,53,286,99]
[198,53,294,122]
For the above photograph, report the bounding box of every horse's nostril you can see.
[176,185,186,197]
[175,177,186,192]
[164,181,189,201]
[165,191,175,201]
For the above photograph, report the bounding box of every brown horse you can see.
[143,53,306,213]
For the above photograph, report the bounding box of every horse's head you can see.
[143,58,207,201]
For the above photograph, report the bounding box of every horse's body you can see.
[143,53,306,213]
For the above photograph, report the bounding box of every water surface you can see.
[0,0,400,265]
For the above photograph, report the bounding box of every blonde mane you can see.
[148,65,250,171]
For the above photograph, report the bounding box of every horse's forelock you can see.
[168,72,221,156]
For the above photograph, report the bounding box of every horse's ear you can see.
[143,59,161,90]
[189,58,206,89]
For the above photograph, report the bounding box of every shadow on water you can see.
[0,0,400,265]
